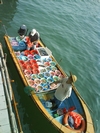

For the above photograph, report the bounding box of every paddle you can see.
[69,71,93,113]
[73,84,93,113]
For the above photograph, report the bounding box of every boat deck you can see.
[0,43,19,133]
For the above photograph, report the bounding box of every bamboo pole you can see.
[11,84,23,133]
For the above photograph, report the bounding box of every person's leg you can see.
[50,96,62,110]
[53,96,62,108]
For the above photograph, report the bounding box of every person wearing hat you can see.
[25,29,40,50]
[51,75,77,109]
[15,25,28,51]
[17,24,27,39]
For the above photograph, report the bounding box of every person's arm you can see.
[65,86,72,98]
[54,78,63,84]
[37,31,40,39]
[55,77,68,84]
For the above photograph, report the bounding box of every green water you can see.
[0,0,100,133]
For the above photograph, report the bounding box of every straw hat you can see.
[69,72,77,83]
[71,75,77,82]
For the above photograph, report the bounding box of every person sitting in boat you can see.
[51,74,77,109]
[17,24,28,40]
[12,25,27,51]
[25,29,40,50]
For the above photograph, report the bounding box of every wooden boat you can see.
[4,35,94,133]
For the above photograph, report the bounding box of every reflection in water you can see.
[0,0,17,44]
[0,0,3,4]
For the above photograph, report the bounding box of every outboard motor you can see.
[18,24,27,36]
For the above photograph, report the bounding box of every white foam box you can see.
[36,47,52,60]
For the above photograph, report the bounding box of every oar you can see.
[67,71,93,113]
[72,83,93,113]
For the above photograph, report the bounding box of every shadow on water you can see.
[0,0,18,45]
[4,44,59,133]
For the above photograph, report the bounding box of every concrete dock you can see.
[0,43,22,133]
